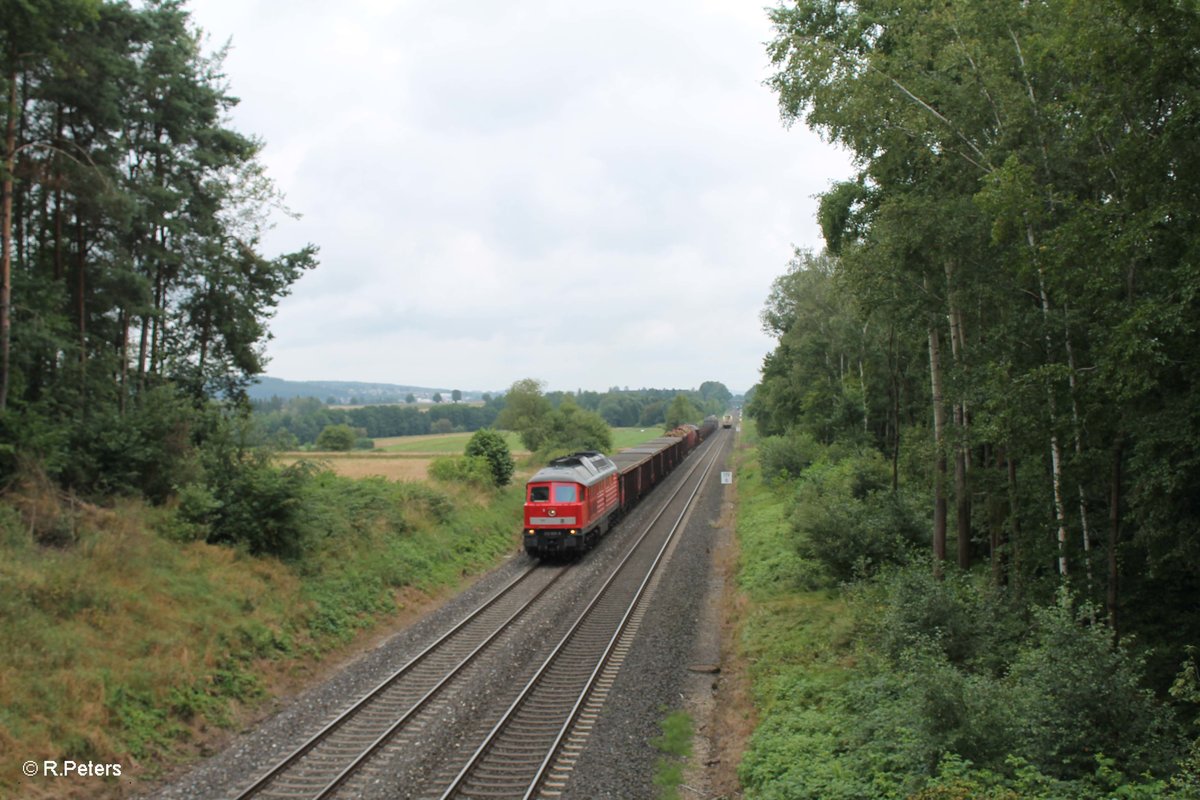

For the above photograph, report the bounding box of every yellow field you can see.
[277,453,435,481]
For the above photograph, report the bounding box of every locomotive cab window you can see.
[529,486,550,502]
[553,484,578,503]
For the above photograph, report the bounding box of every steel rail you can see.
[436,431,725,799]
[233,561,565,800]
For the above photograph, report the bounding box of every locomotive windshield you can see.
[553,484,578,503]
[529,486,549,502]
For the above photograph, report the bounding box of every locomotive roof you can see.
[527,451,618,487]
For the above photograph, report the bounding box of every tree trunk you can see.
[1108,441,1122,637]
[945,260,971,570]
[0,69,17,412]
[1028,225,1070,578]
[928,285,948,570]
[1007,451,1022,596]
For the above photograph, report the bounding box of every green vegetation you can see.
[253,381,735,451]
[378,430,525,454]
[464,428,515,487]
[736,2,1200,795]
[732,423,1191,799]
[0,470,522,792]
[497,378,613,457]
[650,709,695,800]
[315,423,357,452]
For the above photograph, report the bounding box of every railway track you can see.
[228,429,727,800]
[434,433,726,800]
[231,563,569,800]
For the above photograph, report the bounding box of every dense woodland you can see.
[0,0,316,494]
[744,0,1200,795]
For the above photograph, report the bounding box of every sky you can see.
[184,0,853,395]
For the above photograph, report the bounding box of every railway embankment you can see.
[0,469,523,799]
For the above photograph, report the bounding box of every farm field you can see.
[375,430,528,454]
[281,426,682,482]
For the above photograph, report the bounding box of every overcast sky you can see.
[184,0,852,394]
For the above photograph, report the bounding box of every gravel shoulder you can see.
[561,429,746,800]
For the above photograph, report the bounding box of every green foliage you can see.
[315,423,357,451]
[541,397,612,455]
[651,710,694,800]
[663,394,701,429]
[734,429,1184,799]
[497,378,553,451]
[174,412,314,558]
[464,428,515,487]
[428,455,495,490]
[1005,595,1182,780]
[758,431,824,482]
[779,448,924,583]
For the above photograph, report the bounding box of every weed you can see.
[651,709,694,800]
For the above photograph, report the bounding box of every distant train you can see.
[721,413,733,429]
[522,416,718,558]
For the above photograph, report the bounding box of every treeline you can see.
[254,381,735,448]
[756,0,1200,657]
[0,0,316,493]
[255,396,504,448]
[741,0,1200,795]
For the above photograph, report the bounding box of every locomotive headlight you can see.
[526,529,535,535]
[569,529,578,535]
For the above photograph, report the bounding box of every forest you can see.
[741,0,1200,796]
[0,0,318,496]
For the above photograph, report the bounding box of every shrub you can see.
[1006,594,1182,781]
[759,431,824,482]
[465,428,515,486]
[795,486,925,582]
[428,455,495,490]
[315,423,356,451]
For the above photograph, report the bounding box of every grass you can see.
[651,709,695,800]
[373,426,671,456]
[0,471,524,798]
[730,420,860,800]
[375,430,526,454]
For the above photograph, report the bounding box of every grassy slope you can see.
[0,426,680,797]
[0,475,523,798]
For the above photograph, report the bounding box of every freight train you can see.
[522,416,719,558]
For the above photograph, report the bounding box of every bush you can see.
[795,486,926,582]
[428,455,495,490]
[178,412,316,558]
[1006,594,1182,781]
[860,565,1024,675]
[315,423,356,451]
[759,431,824,482]
[465,428,515,487]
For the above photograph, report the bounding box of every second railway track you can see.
[223,427,729,800]
[434,432,728,800]
[232,563,569,800]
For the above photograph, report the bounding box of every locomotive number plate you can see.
[529,516,576,525]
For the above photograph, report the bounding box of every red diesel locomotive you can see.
[522,417,718,558]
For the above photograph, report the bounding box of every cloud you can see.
[188,0,852,392]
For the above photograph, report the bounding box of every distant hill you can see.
[248,377,487,405]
